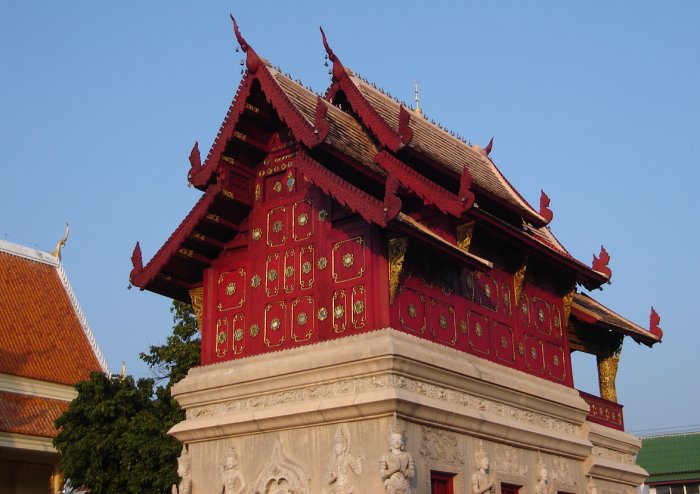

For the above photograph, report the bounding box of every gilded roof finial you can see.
[120,361,126,380]
[414,81,422,116]
[52,222,70,261]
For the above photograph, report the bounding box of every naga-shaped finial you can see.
[130,241,143,281]
[650,307,663,339]
[592,245,612,279]
[230,14,260,73]
[187,141,202,183]
[52,222,70,260]
[539,190,554,224]
[320,26,346,82]
[483,137,494,156]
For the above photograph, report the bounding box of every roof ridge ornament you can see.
[230,14,260,74]
[483,137,494,156]
[414,81,422,116]
[187,141,202,184]
[650,307,663,339]
[320,26,346,82]
[51,222,70,260]
[592,245,612,280]
[539,190,554,224]
[130,241,143,281]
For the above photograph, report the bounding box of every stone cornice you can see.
[0,373,76,401]
[0,431,58,453]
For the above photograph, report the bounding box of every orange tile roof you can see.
[0,390,68,437]
[0,241,107,385]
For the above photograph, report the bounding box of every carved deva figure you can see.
[220,446,246,494]
[379,413,415,494]
[471,441,495,494]
[534,452,550,494]
[324,426,364,494]
[172,445,192,494]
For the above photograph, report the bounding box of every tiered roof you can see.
[0,239,108,439]
[637,433,700,484]
[130,18,660,348]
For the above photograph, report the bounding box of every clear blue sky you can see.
[1,2,698,435]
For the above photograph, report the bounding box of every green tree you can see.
[54,301,200,494]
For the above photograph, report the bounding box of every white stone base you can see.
[170,328,646,493]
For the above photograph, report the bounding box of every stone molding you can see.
[0,373,77,401]
[0,431,58,453]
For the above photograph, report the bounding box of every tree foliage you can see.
[54,301,200,494]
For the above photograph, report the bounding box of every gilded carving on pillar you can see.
[598,350,621,402]
[562,287,575,325]
[513,259,527,305]
[188,287,203,332]
[456,221,475,251]
[388,237,408,306]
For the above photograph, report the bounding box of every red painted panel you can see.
[292,199,314,242]
[492,321,516,365]
[291,295,315,343]
[266,205,288,247]
[331,236,366,284]
[467,310,491,356]
[332,289,348,333]
[350,285,367,330]
[265,252,281,298]
[283,249,296,294]
[216,268,246,312]
[397,286,427,335]
[523,334,545,375]
[476,272,499,312]
[430,298,457,346]
[215,317,230,359]
[544,341,566,382]
[532,296,551,335]
[263,300,288,348]
[298,244,315,290]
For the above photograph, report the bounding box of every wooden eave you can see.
[572,293,661,347]
[130,183,246,301]
[472,206,609,289]
[392,213,492,270]
[334,73,549,227]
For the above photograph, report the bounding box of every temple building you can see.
[0,233,109,494]
[130,18,663,494]
[637,433,700,494]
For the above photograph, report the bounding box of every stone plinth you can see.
[170,329,646,493]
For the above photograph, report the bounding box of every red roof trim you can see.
[295,152,388,226]
[321,28,408,152]
[130,183,224,289]
[375,150,474,217]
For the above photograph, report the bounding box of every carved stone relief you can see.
[253,438,309,494]
[419,426,463,465]
[550,456,577,486]
[171,445,192,494]
[471,440,495,494]
[492,444,528,477]
[379,414,415,494]
[185,374,580,437]
[323,425,364,494]
[534,452,551,494]
[590,446,635,465]
[220,445,246,494]
[586,476,600,494]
